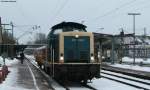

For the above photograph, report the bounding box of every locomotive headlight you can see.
[59,53,64,63]
[59,56,64,63]
[91,53,95,62]
[75,34,79,38]
[91,56,94,62]
[60,56,64,60]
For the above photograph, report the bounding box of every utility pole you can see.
[111,36,115,64]
[0,0,16,42]
[1,23,12,42]
[144,27,146,41]
[128,13,141,65]
[10,22,14,39]
[120,28,124,64]
[0,17,3,44]
[143,27,147,59]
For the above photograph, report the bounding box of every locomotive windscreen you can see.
[64,36,90,63]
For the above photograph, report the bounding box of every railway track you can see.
[101,70,150,90]
[26,57,97,90]
[25,57,63,90]
[102,65,150,80]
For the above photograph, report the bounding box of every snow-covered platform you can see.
[0,57,52,90]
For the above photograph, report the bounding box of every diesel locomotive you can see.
[34,22,100,84]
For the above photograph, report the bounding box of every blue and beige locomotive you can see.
[35,22,100,84]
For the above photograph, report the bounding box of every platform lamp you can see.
[128,13,141,65]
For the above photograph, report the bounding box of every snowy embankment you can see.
[88,78,137,90]
[0,56,32,90]
[110,57,150,72]
[111,64,150,72]
[0,57,19,66]
[122,57,150,64]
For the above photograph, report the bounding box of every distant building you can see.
[117,36,150,58]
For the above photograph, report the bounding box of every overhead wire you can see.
[90,0,138,22]
[110,0,150,19]
[49,0,69,26]
[114,0,150,34]
[48,0,60,19]
[126,0,150,31]
[15,1,36,25]
[12,1,39,43]
[129,0,150,12]
[91,0,150,24]
[88,0,150,34]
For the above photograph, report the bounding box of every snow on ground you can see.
[109,57,150,72]
[0,56,33,90]
[111,64,150,72]
[0,57,20,66]
[88,78,138,90]
[122,57,150,64]
[1,55,147,90]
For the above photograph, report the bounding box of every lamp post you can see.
[128,13,141,65]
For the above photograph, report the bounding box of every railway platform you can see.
[0,58,52,90]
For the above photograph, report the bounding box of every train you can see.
[34,22,101,84]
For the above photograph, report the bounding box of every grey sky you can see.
[1,0,150,44]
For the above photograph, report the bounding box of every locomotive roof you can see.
[51,22,87,30]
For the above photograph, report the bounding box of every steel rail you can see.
[102,75,149,90]
[25,57,55,90]
[101,71,150,85]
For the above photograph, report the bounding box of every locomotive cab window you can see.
[64,36,90,63]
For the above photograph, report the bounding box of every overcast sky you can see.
[1,0,150,44]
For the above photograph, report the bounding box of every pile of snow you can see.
[0,57,3,65]
[108,57,150,72]
[88,78,137,90]
[0,56,19,66]
[122,57,150,64]
[111,64,150,72]
[145,38,150,44]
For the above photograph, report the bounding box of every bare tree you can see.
[2,31,16,44]
[34,33,47,44]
